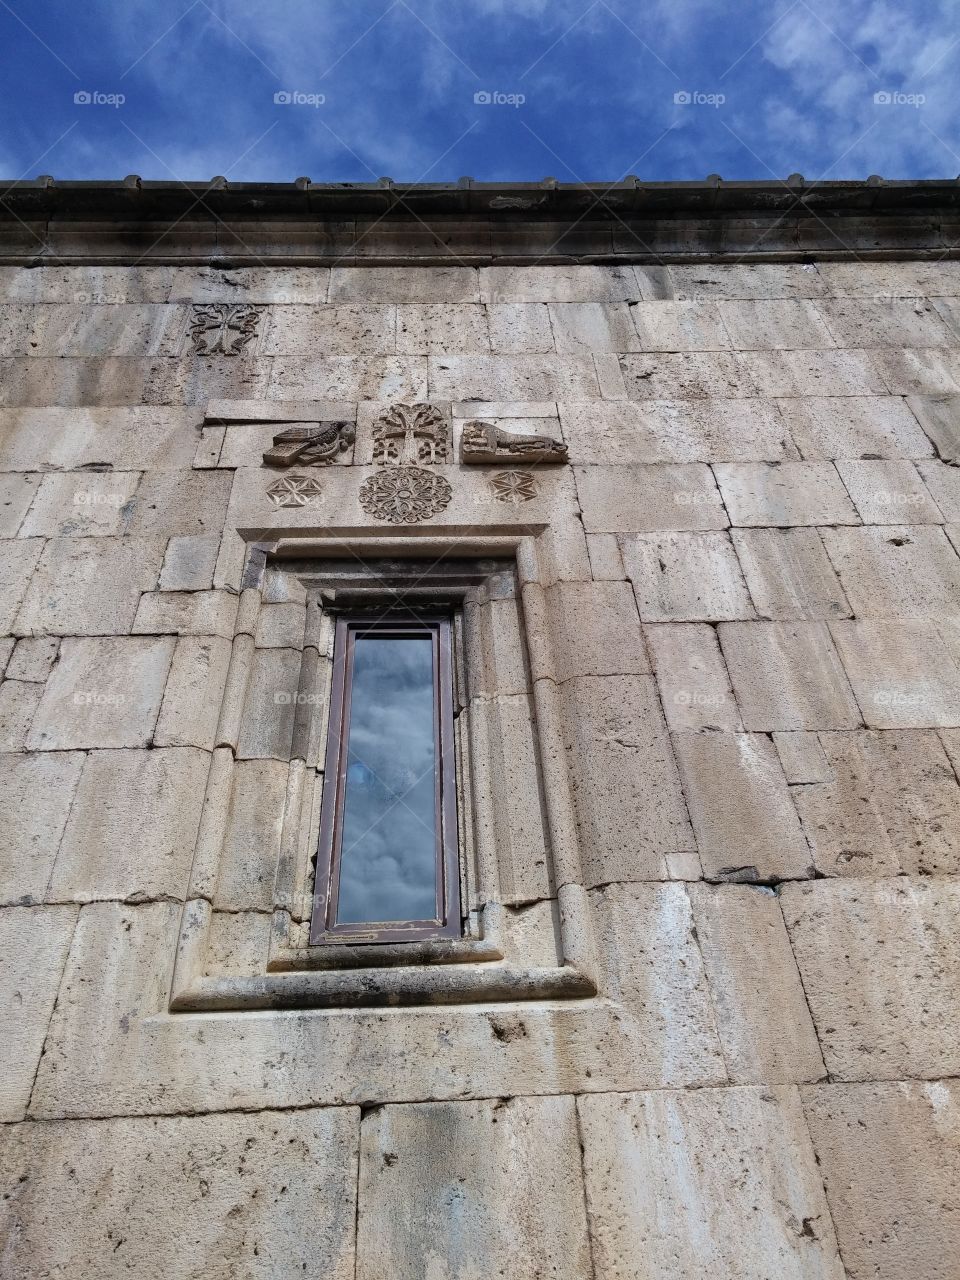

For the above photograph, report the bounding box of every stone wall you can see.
[2,256,960,1278]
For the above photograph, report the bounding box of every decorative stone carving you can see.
[190,304,262,356]
[266,475,324,508]
[460,420,568,466]
[373,403,450,466]
[262,422,356,467]
[358,467,452,525]
[491,470,539,503]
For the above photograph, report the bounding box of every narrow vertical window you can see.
[310,615,460,944]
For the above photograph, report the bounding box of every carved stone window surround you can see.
[170,531,599,1013]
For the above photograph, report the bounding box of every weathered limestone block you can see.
[718,299,836,349]
[0,406,202,471]
[873,348,960,396]
[121,469,233,538]
[561,675,694,884]
[817,259,960,297]
[0,752,84,903]
[835,458,942,524]
[793,730,960,877]
[802,1080,960,1280]
[669,262,829,300]
[462,593,528,699]
[395,302,490,353]
[201,909,272,978]
[906,393,960,461]
[0,636,11,672]
[485,304,558,354]
[479,263,640,303]
[152,635,231,752]
[169,263,330,304]
[254,602,306,649]
[559,398,794,464]
[621,530,754,621]
[588,882,725,1075]
[264,304,395,356]
[548,301,645,352]
[214,758,289,910]
[629,300,733,350]
[0,905,77,1120]
[816,298,956,347]
[0,471,40,535]
[0,264,175,304]
[357,1097,591,1280]
[774,730,833,784]
[158,534,220,590]
[428,353,600,399]
[673,732,812,881]
[732,527,852,620]
[720,622,861,731]
[467,694,552,902]
[579,1086,844,1280]
[586,532,626,579]
[743,349,887,397]
[645,623,741,731]
[619,351,757,399]
[777,394,934,459]
[269,355,427,401]
[822,525,960,619]
[15,536,166,636]
[26,302,187,357]
[575,463,728,533]
[236,647,302,760]
[714,461,858,526]
[781,878,960,1080]
[0,538,43,632]
[49,747,209,902]
[831,619,960,727]
[5,636,58,683]
[0,1107,359,1279]
[688,884,825,1083]
[132,588,238,639]
[523,580,647,682]
[26,636,175,750]
[0,679,43,750]
[332,265,479,303]
[917,458,960,520]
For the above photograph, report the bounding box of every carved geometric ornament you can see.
[262,422,356,467]
[358,466,453,525]
[490,470,538,503]
[373,403,451,466]
[266,474,325,508]
[460,419,568,466]
[190,303,262,356]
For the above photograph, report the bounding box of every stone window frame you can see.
[309,611,461,947]
[170,528,599,1013]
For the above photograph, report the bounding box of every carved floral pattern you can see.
[490,470,538,503]
[373,403,450,465]
[266,475,325,508]
[190,303,263,356]
[358,466,452,524]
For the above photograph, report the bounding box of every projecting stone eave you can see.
[1,174,958,265]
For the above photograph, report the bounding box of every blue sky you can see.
[0,0,957,183]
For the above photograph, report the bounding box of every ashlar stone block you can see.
[907,393,960,461]
[0,752,84,904]
[802,1081,960,1280]
[561,675,694,885]
[688,883,825,1083]
[0,905,77,1121]
[645,623,742,731]
[0,406,202,472]
[331,264,479,303]
[821,525,960,619]
[0,1107,358,1279]
[816,298,956,347]
[153,635,232,751]
[524,579,647,682]
[49,746,209,902]
[575,463,728,533]
[121,469,233,538]
[621,530,755,621]
[548,301,645,352]
[357,1097,589,1280]
[214,758,289,911]
[579,1086,844,1280]
[713,461,858,526]
[26,636,175,750]
[158,534,220,590]
[743,349,887,397]
[479,263,640,303]
[263,304,396,356]
[782,878,960,1079]
[15,536,166,636]
[916,458,960,521]
[18,470,141,538]
[673,732,812,881]
[831,619,960,728]
[486,303,556,353]
[835,459,942,524]
[777,395,934,460]
[132,589,238,639]
[0,471,40,535]
[732,527,851,620]
[0,679,43,751]
[5,636,59,682]
[0,537,43,632]
[620,351,757,399]
[720,621,861,731]
[718,299,836,349]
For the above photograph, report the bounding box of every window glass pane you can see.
[336,635,438,924]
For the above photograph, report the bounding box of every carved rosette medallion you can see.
[358,466,452,525]
[266,475,325,508]
[190,303,262,356]
[490,470,538,503]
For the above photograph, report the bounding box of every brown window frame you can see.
[309,612,461,946]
